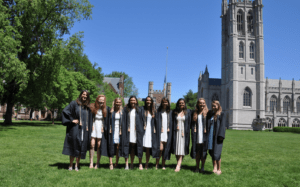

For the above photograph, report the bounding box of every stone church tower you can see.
[221,0,265,129]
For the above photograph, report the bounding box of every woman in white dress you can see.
[154,97,172,170]
[142,96,155,169]
[171,98,191,172]
[190,98,208,173]
[89,95,110,169]
[108,98,124,170]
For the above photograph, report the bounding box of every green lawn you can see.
[0,121,300,187]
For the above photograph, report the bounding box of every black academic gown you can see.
[141,107,156,158]
[121,107,144,158]
[206,111,226,161]
[190,112,207,159]
[171,109,191,155]
[62,100,93,159]
[154,110,173,160]
[107,110,125,158]
[96,106,111,157]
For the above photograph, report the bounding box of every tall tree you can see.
[0,0,93,125]
[183,89,198,110]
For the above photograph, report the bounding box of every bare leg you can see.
[89,138,95,168]
[125,158,129,169]
[75,154,81,171]
[139,157,143,170]
[145,148,150,169]
[130,143,135,169]
[213,160,217,173]
[175,155,183,172]
[69,156,75,169]
[114,144,119,167]
[109,157,114,170]
[95,139,101,169]
[216,159,222,175]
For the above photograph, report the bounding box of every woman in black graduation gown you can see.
[62,90,93,171]
[190,98,208,173]
[154,97,173,170]
[89,95,110,169]
[141,96,156,170]
[204,100,226,175]
[121,96,144,170]
[108,98,125,170]
[171,98,191,172]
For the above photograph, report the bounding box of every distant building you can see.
[148,81,171,108]
[103,75,124,97]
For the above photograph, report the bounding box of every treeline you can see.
[0,0,138,125]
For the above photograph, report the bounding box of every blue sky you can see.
[64,0,300,102]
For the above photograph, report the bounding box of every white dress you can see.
[176,115,186,155]
[129,109,136,143]
[91,110,103,139]
[143,113,152,148]
[161,111,168,142]
[197,115,203,144]
[114,113,120,144]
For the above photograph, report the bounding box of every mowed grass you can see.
[0,121,300,187]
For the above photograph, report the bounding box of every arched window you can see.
[250,43,255,59]
[237,10,244,35]
[265,117,272,129]
[239,42,244,58]
[297,97,300,113]
[212,93,219,101]
[292,119,300,127]
[283,96,291,113]
[270,95,277,112]
[243,87,251,106]
[201,88,203,98]
[247,11,254,34]
[227,89,229,109]
[278,118,286,127]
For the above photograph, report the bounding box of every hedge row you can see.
[273,127,300,133]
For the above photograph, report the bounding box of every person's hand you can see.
[72,119,79,124]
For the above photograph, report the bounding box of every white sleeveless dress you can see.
[176,115,186,155]
[143,113,152,148]
[114,113,120,144]
[91,110,103,139]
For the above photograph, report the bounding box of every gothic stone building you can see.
[198,0,300,130]
[148,81,171,108]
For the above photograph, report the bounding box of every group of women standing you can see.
[62,90,226,175]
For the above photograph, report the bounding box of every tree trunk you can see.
[51,109,55,125]
[4,102,14,125]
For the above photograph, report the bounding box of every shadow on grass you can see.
[0,121,62,128]
[49,162,214,174]
[0,127,16,131]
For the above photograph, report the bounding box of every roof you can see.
[209,78,221,86]
[103,77,120,93]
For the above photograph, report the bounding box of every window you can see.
[283,96,290,113]
[227,89,229,109]
[247,11,254,34]
[251,68,253,75]
[241,67,243,74]
[212,93,219,101]
[278,118,286,127]
[250,43,255,59]
[297,97,300,113]
[237,10,244,35]
[239,42,244,58]
[243,87,251,106]
[292,119,300,127]
[265,118,272,129]
[201,88,203,98]
[270,96,277,112]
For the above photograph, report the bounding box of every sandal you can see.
[75,167,79,171]
[68,167,73,171]
[125,165,129,170]
[139,164,143,170]
[109,164,114,170]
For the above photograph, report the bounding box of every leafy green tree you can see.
[0,0,93,125]
[170,103,176,110]
[105,71,129,80]
[183,90,198,110]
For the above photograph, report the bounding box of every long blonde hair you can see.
[110,98,123,114]
[193,98,208,121]
[212,100,222,120]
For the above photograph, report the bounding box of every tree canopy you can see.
[183,89,198,110]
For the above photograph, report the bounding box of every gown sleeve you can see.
[218,112,226,140]
[62,100,77,126]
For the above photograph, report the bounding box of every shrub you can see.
[273,127,300,133]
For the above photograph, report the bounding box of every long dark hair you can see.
[144,96,155,117]
[174,98,187,115]
[126,95,139,113]
[157,97,171,113]
[76,90,90,107]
